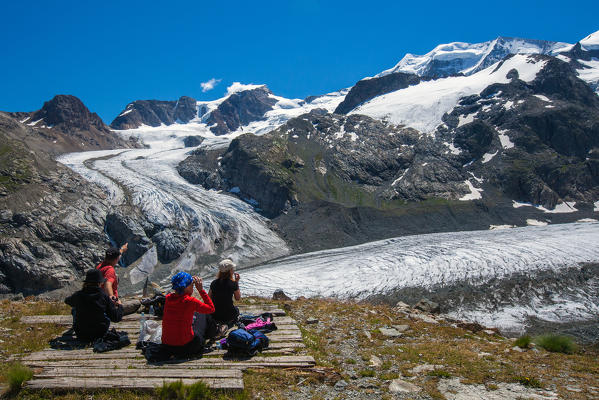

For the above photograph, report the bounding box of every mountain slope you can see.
[9,95,138,154]
[0,112,111,296]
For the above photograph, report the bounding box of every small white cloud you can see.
[226,82,265,95]
[201,78,221,92]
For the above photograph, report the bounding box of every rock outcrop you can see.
[110,96,197,129]
[335,72,423,114]
[0,112,112,295]
[206,86,278,135]
[8,95,138,154]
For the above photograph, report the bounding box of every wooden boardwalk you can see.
[17,304,315,391]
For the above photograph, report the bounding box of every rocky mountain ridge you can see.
[9,95,138,154]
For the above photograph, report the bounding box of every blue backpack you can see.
[225,328,269,356]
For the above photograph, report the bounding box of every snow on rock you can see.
[513,200,578,214]
[595,201,599,212]
[489,224,516,230]
[533,94,551,102]
[579,30,599,51]
[351,55,547,134]
[577,59,599,94]
[459,180,483,201]
[226,82,265,95]
[503,100,514,110]
[526,219,548,226]
[444,142,462,155]
[457,113,475,127]
[481,151,498,163]
[376,37,569,78]
[498,130,514,149]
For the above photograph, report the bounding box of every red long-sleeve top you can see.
[161,289,215,346]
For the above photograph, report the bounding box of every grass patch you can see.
[155,380,248,400]
[427,369,452,379]
[535,334,578,354]
[379,372,399,380]
[2,362,33,394]
[358,369,375,378]
[514,376,542,388]
[514,335,532,349]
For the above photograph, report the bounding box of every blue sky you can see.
[1,0,597,123]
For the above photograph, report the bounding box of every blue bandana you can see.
[171,271,193,294]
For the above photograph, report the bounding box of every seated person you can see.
[208,259,241,326]
[96,244,127,301]
[161,272,215,356]
[65,269,124,342]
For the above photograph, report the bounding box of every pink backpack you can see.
[244,317,271,331]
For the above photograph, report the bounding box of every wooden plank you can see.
[113,328,301,336]
[24,341,305,358]
[113,321,298,329]
[22,314,294,325]
[37,367,242,379]
[26,377,244,390]
[23,355,316,369]
[20,314,160,325]
[22,341,306,360]
[23,347,303,361]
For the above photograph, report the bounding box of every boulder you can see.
[389,379,421,393]
[379,327,402,337]
[272,289,290,300]
[414,298,440,314]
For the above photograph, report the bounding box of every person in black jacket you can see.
[65,269,124,342]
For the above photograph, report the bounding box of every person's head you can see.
[104,247,121,265]
[83,269,105,288]
[216,259,236,280]
[171,271,193,295]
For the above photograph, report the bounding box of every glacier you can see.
[238,222,599,334]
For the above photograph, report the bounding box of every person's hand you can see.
[193,276,203,291]
[120,243,128,254]
[234,273,240,282]
[110,295,119,304]
[116,298,122,306]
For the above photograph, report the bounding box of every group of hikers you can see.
[65,243,242,357]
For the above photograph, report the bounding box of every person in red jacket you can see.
[96,243,128,301]
[161,271,215,356]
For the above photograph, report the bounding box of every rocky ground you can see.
[1,296,597,399]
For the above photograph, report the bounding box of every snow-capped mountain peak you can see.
[579,29,599,51]
[377,36,571,79]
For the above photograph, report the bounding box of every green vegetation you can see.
[514,376,543,388]
[2,363,33,394]
[358,369,376,377]
[535,334,578,354]
[155,381,248,400]
[428,370,452,379]
[514,334,532,349]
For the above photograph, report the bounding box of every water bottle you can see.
[149,305,155,316]
[139,312,146,335]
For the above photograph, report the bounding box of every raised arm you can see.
[233,273,241,301]
[192,276,215,314]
